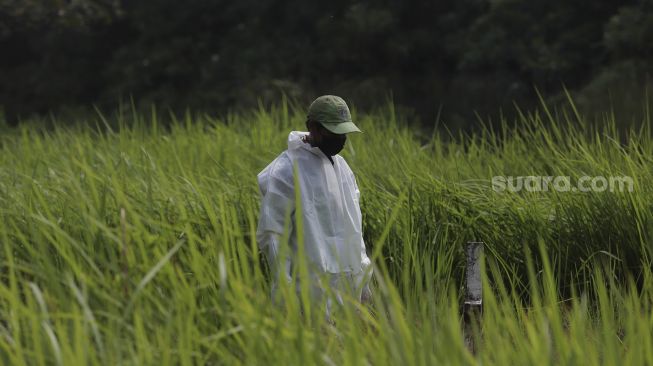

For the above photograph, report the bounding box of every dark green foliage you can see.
[0,0,652,127]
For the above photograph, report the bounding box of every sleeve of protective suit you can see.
[359,237,373,302]
[256,154,295,282]
[350,170,370,262]
[351,169,373,302]
[259,231,292,288]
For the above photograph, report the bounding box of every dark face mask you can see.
[318,134,346,156]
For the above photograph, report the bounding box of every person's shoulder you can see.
[257,151,294,195]
[335,155,357,179]
[335,155,353,170]
[262,151,297,183]
[271,151,293,175]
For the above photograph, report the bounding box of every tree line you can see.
[1,0,651,128]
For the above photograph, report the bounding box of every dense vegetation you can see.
[1,101,652,364]
[2,0,652,126]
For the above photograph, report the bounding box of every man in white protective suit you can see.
[256,95,373,318]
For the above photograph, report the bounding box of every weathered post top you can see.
[465,241,483,306]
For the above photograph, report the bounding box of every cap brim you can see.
[320,121,362,134]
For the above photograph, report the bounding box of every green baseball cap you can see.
[307,95,362,134]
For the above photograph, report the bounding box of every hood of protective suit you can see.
[287,130,310,151]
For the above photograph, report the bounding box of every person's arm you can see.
[350,170,370,259]
[351,170,373,302]
[258,232,291,285]
[256,156,295,285]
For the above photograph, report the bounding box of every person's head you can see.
[306,118,347,156]
[305,95,361,156]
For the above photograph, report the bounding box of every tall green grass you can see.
[0,101,652,364]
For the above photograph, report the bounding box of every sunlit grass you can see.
[0,100,652,364]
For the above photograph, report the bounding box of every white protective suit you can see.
[256,131,372,310]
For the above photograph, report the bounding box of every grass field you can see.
[1,100,653,365]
